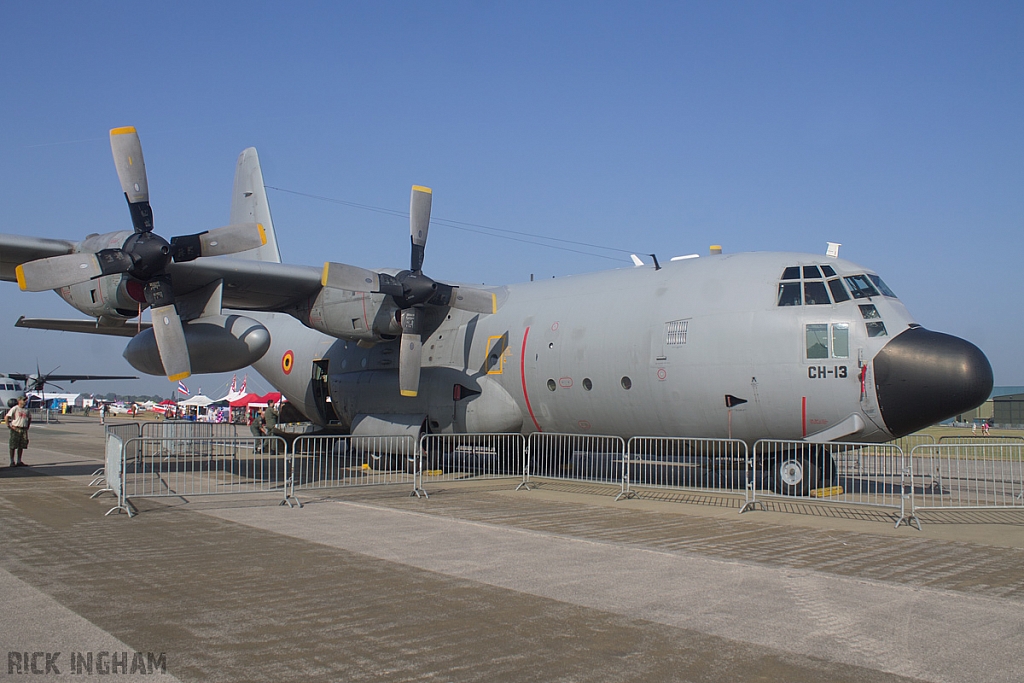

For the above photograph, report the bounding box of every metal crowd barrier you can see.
[911,443,1024,510]
[622,437,750,501]
[95,429,1024,528]
[523,433,627,492]
[937,435,1024,444]
[141,421,241,439]
[120,435,293,509]
[416,433,526,496]
[291,435,417,493]
[747,440,916,527]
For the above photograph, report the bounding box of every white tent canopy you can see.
[178,395,215,407]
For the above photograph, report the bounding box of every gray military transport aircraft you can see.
[0,127,993,492]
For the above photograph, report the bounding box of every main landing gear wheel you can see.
[775,455,818,496]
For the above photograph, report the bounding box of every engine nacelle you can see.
[304,287,402,343]
[57,273,147,320]
[123,314,270,376]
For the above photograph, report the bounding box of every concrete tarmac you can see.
[2,417,1023,682]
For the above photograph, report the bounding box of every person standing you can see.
[6,396,32,467]
[263,401,279,454]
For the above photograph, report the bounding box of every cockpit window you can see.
[827,278,850,303]
[867,274,897,298]
[778,282,801,306]
[866,321,887,337]
[859,304,880,319]
[802,265,822,279]
[804,281,830,305]
[843,274,880,299]
[781,266,801,280]
[821,264,837,277]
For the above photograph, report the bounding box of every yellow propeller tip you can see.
[257,223,267,246]
[168,372,191,382]
[400,390,418,397]
[110,126,137,136]
[411,185,432,194]
[14,264,27,291]
[321,263,330,287]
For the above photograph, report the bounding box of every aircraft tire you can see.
[773,454,819,496]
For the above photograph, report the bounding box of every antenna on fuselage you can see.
[826,242,841,258]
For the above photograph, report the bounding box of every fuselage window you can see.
[806,324,829,359]
[867,274,898,298]
[827,278,850,302]
[832,323,849,358]
[866,321,888,337]
[843,274,880,299]
[778,282,801,306]
[804,281,831,305]
[665,320,688,345]
[803,265,822,279]
[781,266,801,280]
[859,304,880,319]
[807,323,849,359]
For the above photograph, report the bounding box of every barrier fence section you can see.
[749,440,916,527]
[524,433,626,490]
[937,435,1024,445]
[290,435,417,495]
[623,437,750,501]
[417,433,526,495]
[141,421,242,439]
[120,435,294,507]
[910,443,1024,510]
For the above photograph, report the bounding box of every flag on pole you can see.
[239,374,247,394]
[178,380,190,396]
[230,374,237,394]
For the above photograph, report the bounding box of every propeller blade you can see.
[398,308,422,397]
[110,126,153,233]
[321,262,380,292]
[16,253,100,291]
[449,286,498,314]
[170,223,268,262]
[150,304,191,381]
[13,250,135,291]
[409,185,432,272]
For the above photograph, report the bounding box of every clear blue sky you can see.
[1,1,1022,397]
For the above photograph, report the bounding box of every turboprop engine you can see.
[303,286,403,345]
[123,314,270,376]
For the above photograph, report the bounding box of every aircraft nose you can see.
[873,327,993,437]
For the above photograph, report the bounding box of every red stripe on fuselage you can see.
[520,327,542,432]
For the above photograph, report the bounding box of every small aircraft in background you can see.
[0,127,994,492]
[0,368,137,409]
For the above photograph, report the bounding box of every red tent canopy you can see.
[158,399,176,406]
[228,393,262,407]
[259,392,282,404]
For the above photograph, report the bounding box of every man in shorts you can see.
[6,395,31,467]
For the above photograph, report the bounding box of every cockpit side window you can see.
[843,274,880,299]
[821,264,837,277]
[778,282,801,306]
[867,274,898,298]
[827,278,850,302]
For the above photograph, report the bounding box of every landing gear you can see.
[774,455,819,496]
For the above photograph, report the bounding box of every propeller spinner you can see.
[321,186,498,397]
[15,127,267,382]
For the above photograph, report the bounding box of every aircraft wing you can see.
[167,258,323,311]
[15,316,150,337]
[0,234,77,282]
[7,372,138,382]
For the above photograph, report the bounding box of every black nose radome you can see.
[873,327,993,438]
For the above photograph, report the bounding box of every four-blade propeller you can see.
[15,127,267,382]
[322,186,498,396]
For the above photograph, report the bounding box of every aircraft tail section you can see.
[230,148,282,263]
